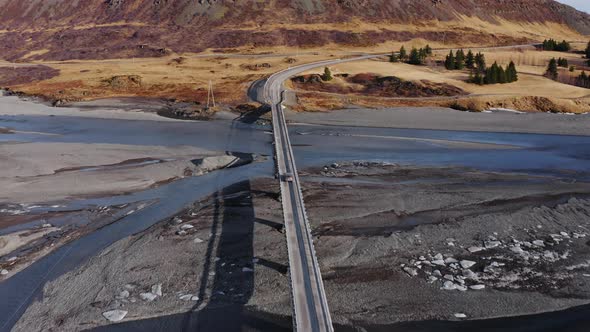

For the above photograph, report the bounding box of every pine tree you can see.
[399,46,407,62]
[445,50,455,70]
[488,62,500,84]
[475,52,486,73]
[322,67,333,81]
[408,48,422,65]
[545,58,558,80]
[507,61,518,82]
[465,50,475,69]
[455,49,465,70]
[586,41,590,59]
[424,44,433,56]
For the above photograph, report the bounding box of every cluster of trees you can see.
[541,39,571,52]
[444,49,518,85]
[556,57,569,68]
[444,49,485,71]
[471,61,518,85]
[575,71,590,89]
[390,45,432,65]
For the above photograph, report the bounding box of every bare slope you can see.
[0,0,589,61]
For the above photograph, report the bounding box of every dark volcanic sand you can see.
[12,163,590,331]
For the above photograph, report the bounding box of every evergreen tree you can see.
[399,46,407,61]
[465,50,475,69]
[445,50,455,70]
[322,67,333,81]
[487,62,500,84]
[507,61,518,82]
[424,44,433,56]
[545,58,558,80]
[585,41,590,59]
[455,49,465,70]
[556,40,571,52]
[408,48,422,65]
[475,52,486,73]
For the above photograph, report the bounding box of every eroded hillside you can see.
[0,0,589,61]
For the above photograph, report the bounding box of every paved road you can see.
[262,55,379,332]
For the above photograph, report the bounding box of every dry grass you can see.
[303,53,590,99]
[293,49,590,113]
[1,53,335,104]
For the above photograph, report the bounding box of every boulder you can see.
[102,310,128,322]
[460,260,476,269]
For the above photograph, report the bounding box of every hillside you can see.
[0,0,589,61]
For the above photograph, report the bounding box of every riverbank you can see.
[12,163,590,331]
[287,106,590,136]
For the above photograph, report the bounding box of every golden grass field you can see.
[291,47,590,113]
[0,15,588,113]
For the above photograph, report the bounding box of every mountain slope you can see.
[0,0,588,61]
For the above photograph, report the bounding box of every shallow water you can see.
[1,102,590,330]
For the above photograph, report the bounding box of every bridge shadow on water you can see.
[86,180,292,332]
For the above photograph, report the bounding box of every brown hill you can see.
[0,0,589,60]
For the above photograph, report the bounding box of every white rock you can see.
[434,253,444,260]
[151,284,163,297]
[428,276,438,283]
[102,310,128,322]
[442,281,457,290]
[454,313,467,318]
[456,285,468,291]
[462,269,478,279]
[418,256,426,261]
[432,260,446,266]
[41,223,53,228]
[242,267,254,273]
[0,269,8,275]
[180,224,194,230]
[124,284,136,290]
[403,267,418,277]
[468,246,484,253]
[444,257,458,264]
[172,217,183,224]
[7,256,17,262]
[485,241,502,249]
[433,270,443,277]
[532,240,545,247]
[140,292,158,301]
[470,284,486,290]
[194,237,204,244]
[177,230,187,236]
[560,232,569,237]
[443,274,454,281]
[460,260,476,269]
[510,246,525,254]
